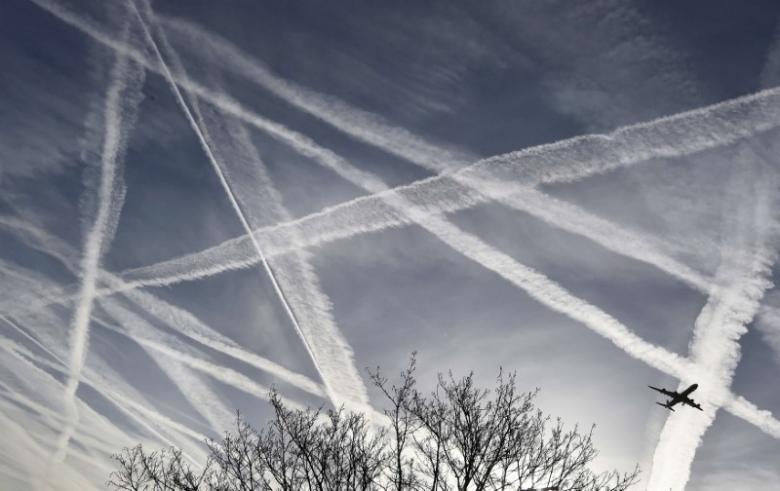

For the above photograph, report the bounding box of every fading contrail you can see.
[184,99,369,408]
[2,301,210,455]
[0,214,326,399]
[27,0,780,238]
[159,15,475,171]
[164,19,369,409]
[54,12,146,466]
[98,298,236,433]
[0,219,314,425]
[129,0,347,408]
[0,261,210,461]
[26,0,780,303]
[0,334,199,487]
[648,154,779,490]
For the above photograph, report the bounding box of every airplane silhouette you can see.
[648,383,703,411]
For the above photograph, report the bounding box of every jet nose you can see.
[692,383,698,389]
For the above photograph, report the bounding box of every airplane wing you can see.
[648,385,677,398]
[683,399,703,411]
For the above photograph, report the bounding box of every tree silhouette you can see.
[109,357,638,490]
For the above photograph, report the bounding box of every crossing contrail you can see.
[129,0,346,409]
[0,215,326,399]
[184,98,370,408]
[154,15,714,292]
[126,3,780,451]
[19,0,774,462]
[103,76,780,297]
[0,218,320,420]
[648,154,779,490]
[54,12,146,466]
[166,24,369,409]
[0,260,210,460]
[98,298,236,433]
[2,301,210,454]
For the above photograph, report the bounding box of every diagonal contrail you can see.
[0,261,210,463]
[0,218,319,420]
[0,214,326,399]
[129,0,347,408]
[54,12,146,466]
[184,98,370,408]
[126,2,780,448]
[130,0,696,397]
[21,0,780,449]
[156,16,713,292]
[648,153,778,490]
[103,77,780,298]
[25,0,780,305]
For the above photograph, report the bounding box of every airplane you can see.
[648,383,703,412]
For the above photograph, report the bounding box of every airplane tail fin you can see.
[656,402,674,412]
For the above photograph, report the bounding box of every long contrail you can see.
[0,334,208,484]
[185,97,369,408]
[26,0,780,298]
[27,0,780,223]
[166,21,369,409]
[54,13,146,465]
[159,15,475,171]
[648,154,779,490]
[104,76,780,296]
[0,331,202,482]
[98,298,236,433]
[24,0,780,440]
[127,1,775,445]
[129,0,345,408]
[156,16,714,292]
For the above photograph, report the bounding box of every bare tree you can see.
[109,360,638,491]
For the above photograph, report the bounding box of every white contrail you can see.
[2,303,210,452]
[648,154,779,490]
[0,222,311,430]
[129,22,706,418]
[26,0,780,225]
[102,75,780,296]
[168,28,369,409]
[25,0,780,300]
[0,338,168,489]
[156,16,715,291]
[0,214,325,398]
[95,10,716,402]
[54,13,145,465]
[97,298,237,433]
[185,100,370,408]
[24,0,780,440]
[158,15,475,171]
[0,224,234,436]
[131,0,711,424]
[0,261,210,458]
[129,0,346,407]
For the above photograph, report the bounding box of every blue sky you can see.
[2,1,780,489]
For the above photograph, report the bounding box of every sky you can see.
[1,0,780,489]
